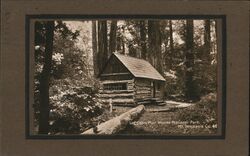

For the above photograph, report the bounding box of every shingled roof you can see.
[113,53,165,81]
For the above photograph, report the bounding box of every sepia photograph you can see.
[2,0,250,155]
[31,18,220,136]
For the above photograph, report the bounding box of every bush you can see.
[49,82,104,134]
[177,93,217,127]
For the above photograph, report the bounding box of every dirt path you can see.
[146,101,194,112]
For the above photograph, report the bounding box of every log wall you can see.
[134,79,152,100]
[99,79,136,106]
[99,78,164,106]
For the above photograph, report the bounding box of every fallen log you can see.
[82,105,145,135]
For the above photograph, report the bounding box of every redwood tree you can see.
[92,21,98,77]
[169,20,174,70]
[148,20,163,74]
[139,20,147,60]
[97,20,108,73]
[204,19,211,64]
[109,20,117,55]
[184,19,198,101]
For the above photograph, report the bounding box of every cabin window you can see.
[103,83,127,90]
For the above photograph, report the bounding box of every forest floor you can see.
[111,101,217,135]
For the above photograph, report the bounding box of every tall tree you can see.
[34,21,81,134]
[38,21,55,134]
[148,20,163,74]
[116,25,126,54]
[128,43,137,57]
[184,19,198,100]
[200,19,212,94]
[204,20,211,64]
[92,21,98,77]
[169,20,174,69]
[97,20,108,73]
[109,20,117,55]
[139,20,147,59]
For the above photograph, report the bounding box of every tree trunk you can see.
[121,40,125,54]
[169,20,174,69]
[92,21,99,77]
[140,20,147,60]
[38,21,54,134]
[148,21,155,65]
[148,20,163,74]
[185,19,198,101]
[128,44,136,57]
[199,19,212,94]
[204,19,211,64]
[97,20,108,73]
[215,20,221,61]
[109,20,117,55]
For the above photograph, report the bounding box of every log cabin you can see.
[98,53,166,106]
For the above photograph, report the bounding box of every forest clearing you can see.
[32,19,219,136]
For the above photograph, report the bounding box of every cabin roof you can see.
[113,53,166,81]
